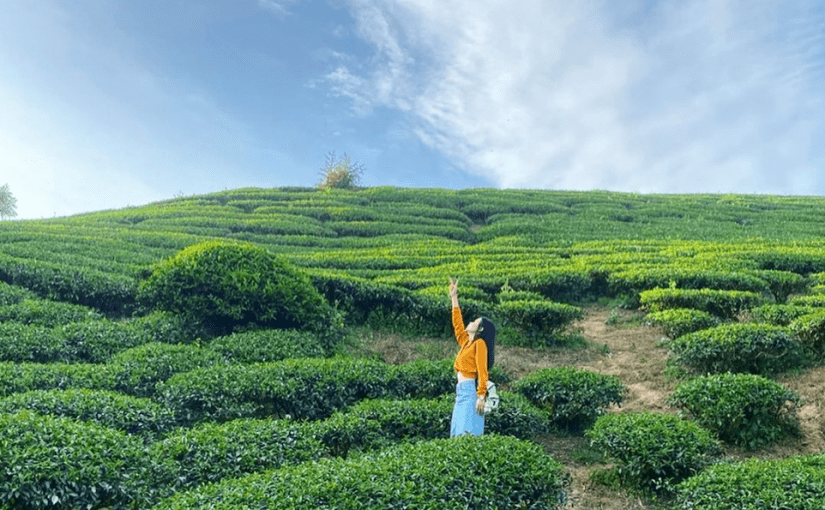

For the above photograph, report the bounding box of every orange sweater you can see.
[452,307,488,398]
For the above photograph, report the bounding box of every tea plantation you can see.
[1,187,824,509]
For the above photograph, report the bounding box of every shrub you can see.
[57,311,195,363]
[750,303,815,326]
[157,357,475,427]
[668,373,801,450]
[0,280,37,306]
[497,288,546,302]
[151,435,566,510]
[0,323,68,363]
[0,410,157,509]
[640,287,769,319]
[310,271,451,337]
[645,308,720,338]
[108,342,225,398]
[676,454,825,510]
[0,361,121,397]
[496,300,584,347]
[156,357,394,425]
[790,294,825,307]
[670,323,805,376]
[587,411,722,494]
[0,388,178,441]
[0,259,136,315]
[512,366,626,433]
[607,268,770,304]
[149,418,326,491]
[790,309,825,359]
[0,298,101,327]
[315,393,550,456]
[138,240,339,339]
[206,328,327,363]
[317,151,363,190]
[751,269,807,302]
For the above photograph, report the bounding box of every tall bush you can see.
[138,240,340,339]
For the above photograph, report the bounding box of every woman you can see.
[449,277,496,437]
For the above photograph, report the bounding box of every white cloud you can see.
[331,0,825,194]
[258,0,298,17]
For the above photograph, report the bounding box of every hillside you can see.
[1,186,824,509]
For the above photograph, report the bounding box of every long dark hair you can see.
[479,317,496,369]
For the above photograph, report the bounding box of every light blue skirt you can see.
[450,379,485,437]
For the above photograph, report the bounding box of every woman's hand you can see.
[475,396,486,415]
[449,277,460,307]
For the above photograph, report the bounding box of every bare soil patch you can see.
[358,305,825,509]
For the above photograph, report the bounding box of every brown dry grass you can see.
[354,306,825,509]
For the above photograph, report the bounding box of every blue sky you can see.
[1,0,823,219]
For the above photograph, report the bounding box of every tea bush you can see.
[512,366,626,432]
[790,294,825,307]
[0,280,37,305]
[587,411,722,494]
[496,300,584,347]
[608,268,770,304]
[0,388,177,441]
[645,308,720,339]
[149,418,326,491]
[138,240,338,338]
[668,373,801,450]
[0,410,156,510]
[157,357,395,425]
[0,361,120,397]
[750,303,815,326]
[314,392,550,456]
[669,323,805,375]
[59,311,196,363]
[150,435,566,510]
[310,271,450,336]
[0,323,68,363]
[752,269,806,302]
[0,257,136,315]
[789,309,825,359]
[206,328,327,363]
[640,287,769,319]
[675,454,825,510]
[0,298,101,327]
[107,342,225,398]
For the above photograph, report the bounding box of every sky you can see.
[1,0,824,220]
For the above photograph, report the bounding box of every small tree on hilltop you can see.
[0,184,17,220]
[317,151,364,190]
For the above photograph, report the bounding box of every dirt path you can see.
[533,306,825,509]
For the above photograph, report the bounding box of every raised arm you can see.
[449,277,468,346]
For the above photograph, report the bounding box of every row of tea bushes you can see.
[151,392,551,492]
[0,390,560,508]
[150,435,566,510]
[0,312,197,364]
[155,357,493,425]
[0,388,177,442]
